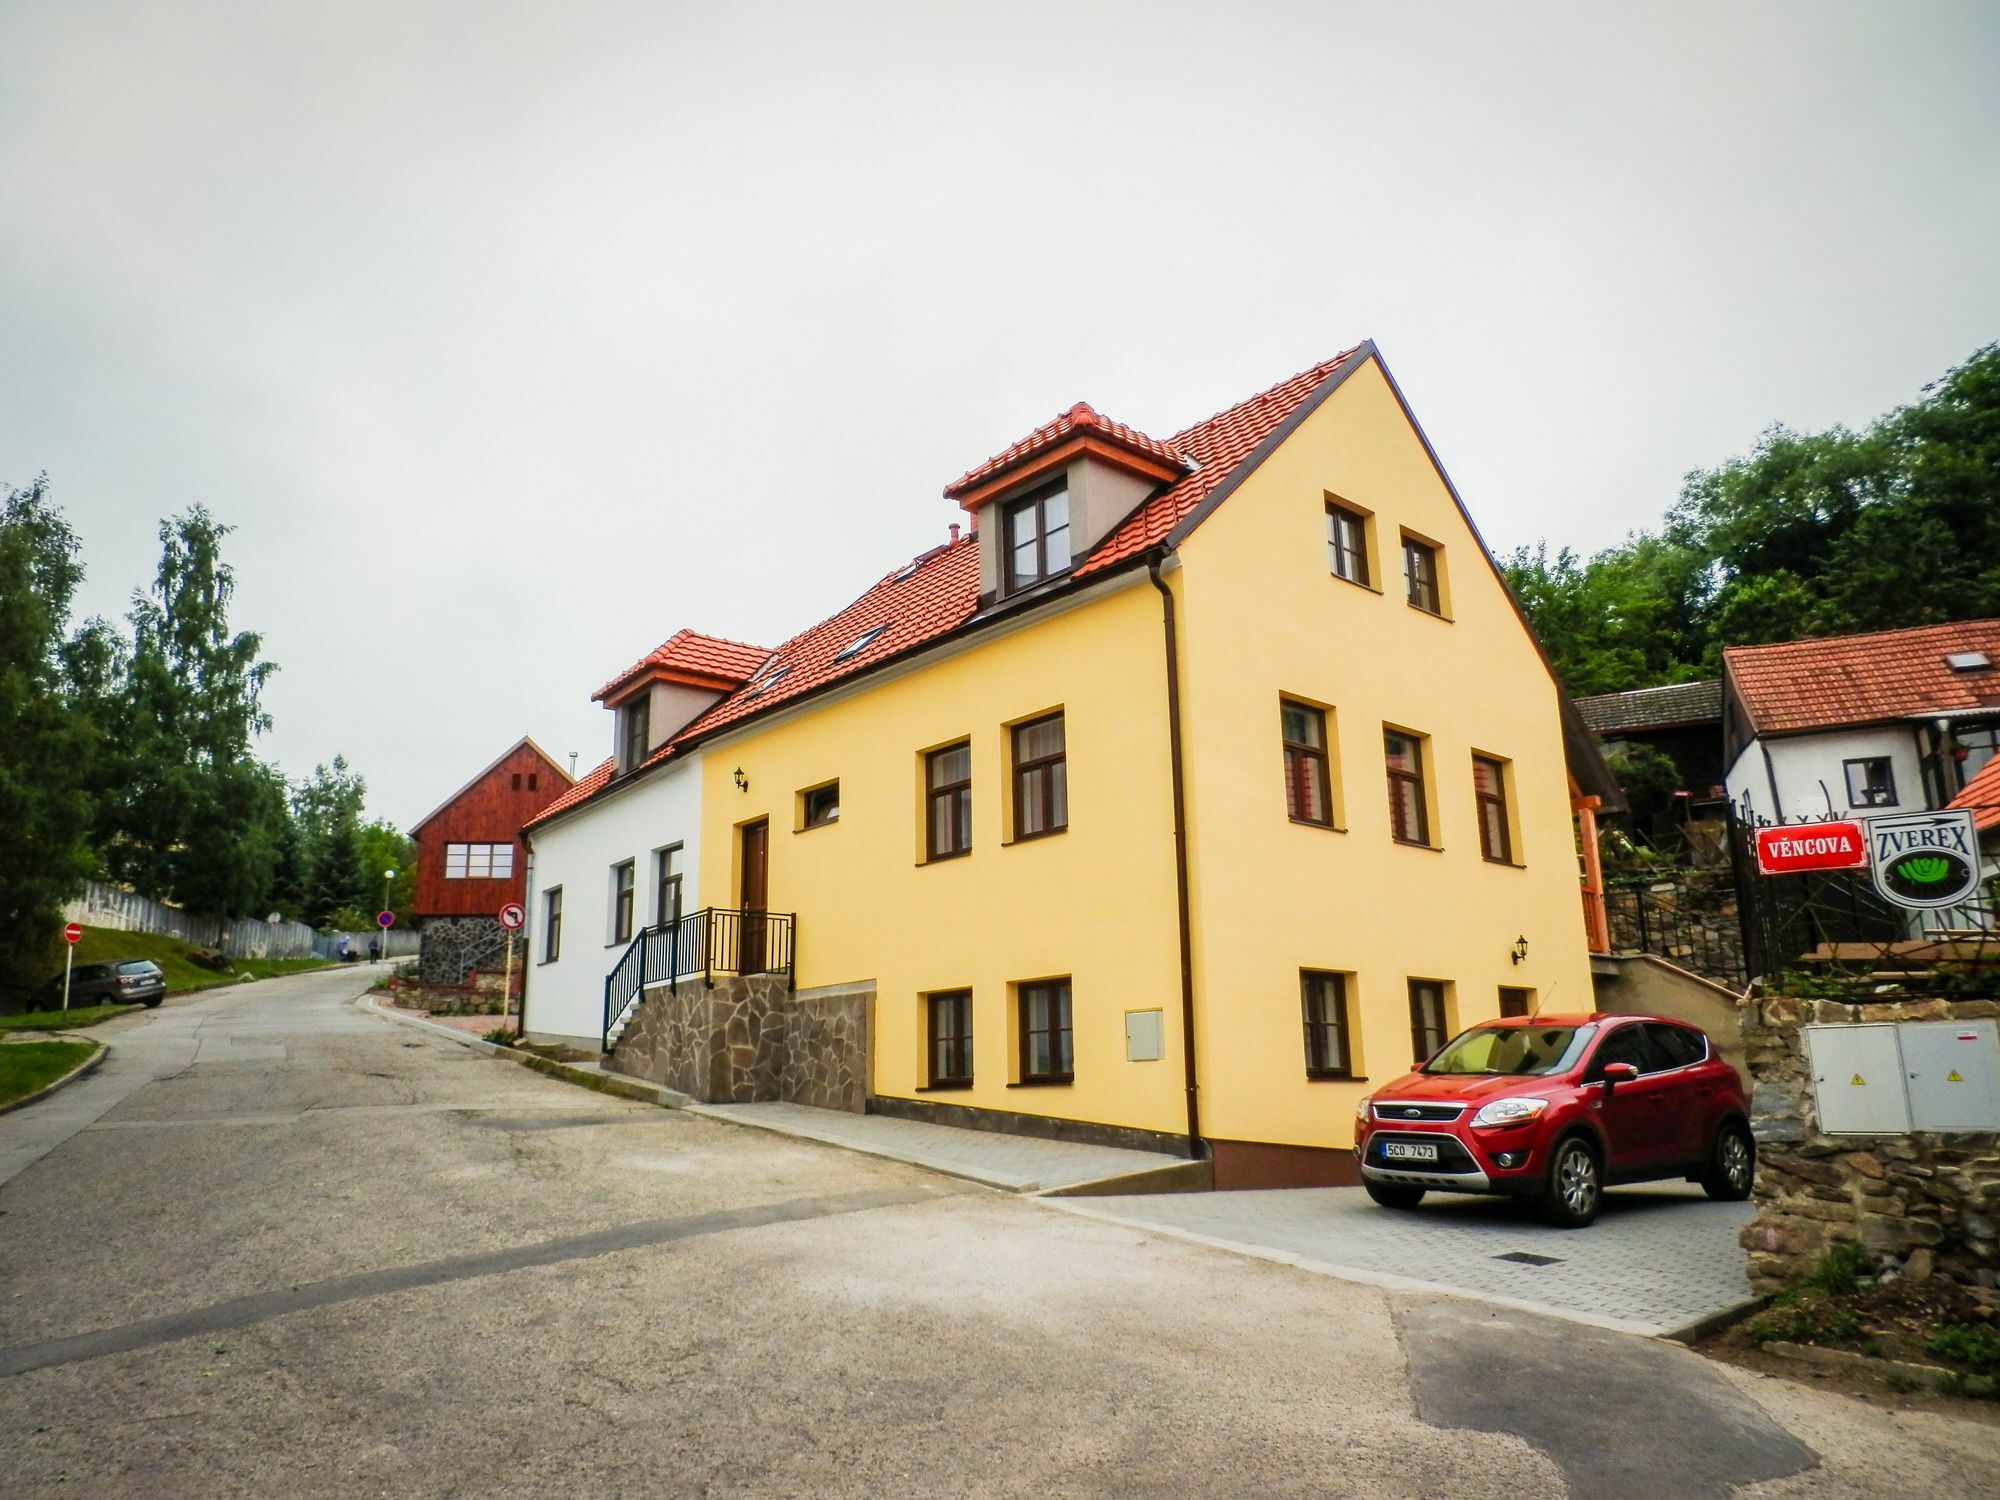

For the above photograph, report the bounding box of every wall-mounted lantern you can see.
[1511,935,1529,966]
[733,767,749,793]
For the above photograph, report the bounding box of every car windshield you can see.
[1422,1023,1596,1077]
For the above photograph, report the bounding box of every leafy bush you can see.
[1802,1241,1873,1298]
[1930,1324,2000,1374]
[482,1027,518,1047]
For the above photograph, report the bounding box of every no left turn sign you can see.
[498,903,526,931]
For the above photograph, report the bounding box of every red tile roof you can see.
[592,628,772,703]
[1726,620,2000,736]
[526,755,614,828]
[1949,756,2000,832]
[537,346,1375,825]
[943,402,1191,500]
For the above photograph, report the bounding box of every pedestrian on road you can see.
[368,938,380,962]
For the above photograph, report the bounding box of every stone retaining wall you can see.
[1738,993,2000,1293]
[605,977,870,1112]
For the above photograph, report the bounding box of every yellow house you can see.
[541,342,1613,1188]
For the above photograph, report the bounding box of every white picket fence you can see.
[60,880,419,960]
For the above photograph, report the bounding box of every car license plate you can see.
[1383,1141,1439,1162]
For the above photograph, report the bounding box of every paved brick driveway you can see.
[1050,1181,1757,1337]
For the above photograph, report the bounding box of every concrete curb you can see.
[679,1105,1040,1192]
[1037,1196,1680,1339]
[353,998,691,1110]
[0,1038,108,1117]
[1660,1295,1765,1345]
[1764,1339,1959,1385]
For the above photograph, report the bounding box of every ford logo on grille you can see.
[1402,1108,1423,1119]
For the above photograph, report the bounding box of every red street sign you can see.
[63,922,82,944]
[1756,821,1869,875]
[377,910,396,928]
[497,903,525,931]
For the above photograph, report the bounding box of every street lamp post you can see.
[382,869,396,961]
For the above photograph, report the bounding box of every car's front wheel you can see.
[1701,1121,1755,1201]
[1364,1181,1426,1210]
[1539,1138,1602,1228]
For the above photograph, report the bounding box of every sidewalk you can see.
[687,1101,1185,1192]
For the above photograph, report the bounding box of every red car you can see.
[1354,1013,1753,1228]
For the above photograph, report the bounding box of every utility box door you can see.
[1900,1019,2000,1132]
[1125,1009,1165,1063]
[1804,1024,1911,1135]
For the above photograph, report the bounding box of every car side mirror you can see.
[1601,1061,1638,1091]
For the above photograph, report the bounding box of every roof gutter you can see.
[1148,552,1204,1160]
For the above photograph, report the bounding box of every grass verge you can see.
[0,1004,139,1033]
[25,929,334,999]
[0,1039,100,1108]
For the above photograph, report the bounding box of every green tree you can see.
[355,821,417,927]
[103,506,285,915]
[303,812,368,929]
[0,478,101,996]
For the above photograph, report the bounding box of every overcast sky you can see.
[4,2,1995,827]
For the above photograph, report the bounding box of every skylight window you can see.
[1945,652,1992,673]
[893,561,922,582]
[743,665,791,699]
[834,624,888,662]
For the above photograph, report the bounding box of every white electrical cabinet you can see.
[1900,1019,2000,1133]
[1124,1009,1165,1063]
[1804,1019,2000,1135]
[1804,1024,1910,1134]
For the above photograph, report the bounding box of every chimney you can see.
[949,523,961,544]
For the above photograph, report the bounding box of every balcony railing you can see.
[602,907,795,1049]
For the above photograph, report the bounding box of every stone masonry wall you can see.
[605,977,870,1112]
[419,916,509,986]
[1738,993,2000,1294]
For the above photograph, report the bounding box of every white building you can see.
[520,630,769,1048]
[1723,619,2000,828]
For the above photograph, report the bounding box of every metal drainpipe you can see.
[1148,555,1205,1159]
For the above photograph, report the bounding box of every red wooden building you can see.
[410,738,572,982]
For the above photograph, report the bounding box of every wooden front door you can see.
[739,819,768,974]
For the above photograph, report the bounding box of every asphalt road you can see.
[0,968,1994,1498]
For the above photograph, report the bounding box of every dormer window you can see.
[834,624,888,662]
[619,697,650,773]
[1004,481,1070,594]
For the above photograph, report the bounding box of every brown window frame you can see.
[1403,535,1442,615]
[1301,970,1354,1078]
[1473,754,1513,864]
[927,989,973,1088]
[925,742,972,861]
[1326,501,1370,586]
[1498,986,1533,1019]
[802,781,841,829]
[1408,979,1448,1064]
[542,886,562,963]
[1281,699,1332,826]
[611,860,636,945]
[621,697,650,771]
[654,845,682,929]
[1012,713,1068,840]
[1385,731,1431,847]
[1001,480,1072,594]
[1018,978,1074,1084]
[1843,756,1897,808]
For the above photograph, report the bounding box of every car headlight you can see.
[1354,1094,1373,1126]
[1470,1097,1548,1129]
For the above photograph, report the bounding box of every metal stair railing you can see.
[601,908,796,1050]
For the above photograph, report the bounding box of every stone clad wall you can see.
[419,916,509,986]
[606,977,870,1112]
[1738,994,2000,1293]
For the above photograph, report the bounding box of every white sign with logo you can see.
[1864,809,1982,910]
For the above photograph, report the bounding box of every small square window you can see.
[1844,757,1897,808]
[802,782,841,828]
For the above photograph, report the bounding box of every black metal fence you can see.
[602,907,796,1048]
[1602,871,1748,985]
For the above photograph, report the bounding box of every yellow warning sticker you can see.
[1948,1070,1964,1083]
[1851,1074,1866,1085]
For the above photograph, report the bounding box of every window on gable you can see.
[445,843,513,879]
[834,624,887,663]
[1281,699,1333,826]
[1473,754,1514,863]
[1326,501,1370,587]
[1844,757,1897,808]
[512,772,523,791]
[1301,970,1355,1078]
[621,698,651,771]
[528,772,539,791]
[1385,730,1432,846]
[1403,534,1443,615]
[1002,481,1071,594]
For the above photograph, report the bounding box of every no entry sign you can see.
[63,922,82,944]
[498,903,525,931]
[1755,821,1868,876]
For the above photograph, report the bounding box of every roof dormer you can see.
[593,629,770,774]
[943,402,1192,604]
